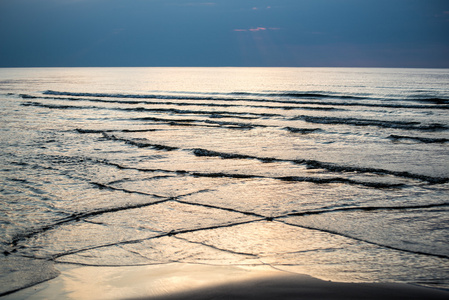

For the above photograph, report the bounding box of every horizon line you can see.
[1,66,449,69]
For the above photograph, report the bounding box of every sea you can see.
[0,67,448,296]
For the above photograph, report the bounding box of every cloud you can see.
[234,27,280,32]
[249,27,266,32]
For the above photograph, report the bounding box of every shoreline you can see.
[3,263,449,300]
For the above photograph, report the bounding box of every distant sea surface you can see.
[1,67,448,295]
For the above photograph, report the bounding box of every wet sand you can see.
[143,274,449,300]
[4,263,449,300]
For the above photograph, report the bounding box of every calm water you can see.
[1,67,448,296]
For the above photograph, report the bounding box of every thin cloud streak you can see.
[234,27,281,32]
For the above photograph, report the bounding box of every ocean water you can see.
[0,67,448,296]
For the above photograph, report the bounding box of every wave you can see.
[42,89,449,105]
[43,90,365,100]
[100,160,405,189]
[389,135,449,144]
[76,128,158,133]
[43,90,221,101]
[95,134,449,185]
[102,133,179,151]
[20,91,449,110]
[293,115,448,131]
[21,101,277,119]
[193,147,448,184]
[20,94,343,112]
[409,97,449,105]
[133,116,262,129]
[22,100,448,133]
[39,91,449,110]
[72,135,404,188]
[267,92,366,100]
[284,127,322,134]
[21,101,92,110]
[231,91,367,99]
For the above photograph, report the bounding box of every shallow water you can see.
[0,67,448,295]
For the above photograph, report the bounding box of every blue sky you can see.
[0,0,448,67]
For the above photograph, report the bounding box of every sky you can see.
[0,0,448,68]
